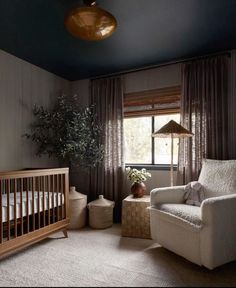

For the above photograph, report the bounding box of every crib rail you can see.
[0,168,69,259]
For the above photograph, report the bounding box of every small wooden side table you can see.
[121,194,151,239]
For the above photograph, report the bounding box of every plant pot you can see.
[131,182,146,198]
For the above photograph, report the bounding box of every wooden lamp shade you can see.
[152,120,193,138]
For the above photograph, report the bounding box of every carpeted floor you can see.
[0,224,236,287]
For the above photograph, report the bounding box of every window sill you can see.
[125,164,178,171]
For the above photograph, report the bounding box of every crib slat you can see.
[56,174,59,221]
[48,175,50,225]
[32,177,35,231]
[26,178,29,233]
[0,180,3,243]
[59,174,62,220]
[60,174,63,220]
[20,178,23,236]
[42,176,46,227]
[37,177,40,229]
[14,179,17,238]
[61,175,64,220]
[64,174,69,219]
[52,175,55,223]
[7,179,10,240]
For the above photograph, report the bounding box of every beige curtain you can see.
[178,55,230,184]
[89,76,125,222]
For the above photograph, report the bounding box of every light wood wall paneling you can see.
[0,50,70,171]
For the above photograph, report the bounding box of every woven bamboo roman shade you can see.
[124,85,181,118]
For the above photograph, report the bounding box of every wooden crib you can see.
[0,168,69,259]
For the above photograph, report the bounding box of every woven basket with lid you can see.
[68,186,87,229]
[87,195,115,229]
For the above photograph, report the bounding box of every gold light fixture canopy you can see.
[64,0,117,41]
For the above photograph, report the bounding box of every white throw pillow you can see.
[198,159,236,198]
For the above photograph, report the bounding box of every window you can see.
[124,86,181,166]
[124,113,180,165]
[124,117,152,164]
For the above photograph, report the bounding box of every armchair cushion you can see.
[198,159,236,198]
[153,203,202,228]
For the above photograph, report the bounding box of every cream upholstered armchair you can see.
[149,159,236,270]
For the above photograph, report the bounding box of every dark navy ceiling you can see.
[0,0,236,81]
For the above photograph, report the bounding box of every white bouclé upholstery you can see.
[154,203,202,227]
[198,159,236,198]
[150,159,236,269]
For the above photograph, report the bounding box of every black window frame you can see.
[124,113,179,171]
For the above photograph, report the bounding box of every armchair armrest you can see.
[200,194,236,269]
[201,194,236,224]
[150,185,186,206]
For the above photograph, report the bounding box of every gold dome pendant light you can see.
[64,0,117,41]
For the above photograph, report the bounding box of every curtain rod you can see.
[91,50,231,80]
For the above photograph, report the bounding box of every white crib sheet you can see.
[1,191,64,223]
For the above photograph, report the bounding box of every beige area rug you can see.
[0,224,236,287]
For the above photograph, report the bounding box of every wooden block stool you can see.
[121,194,151,239]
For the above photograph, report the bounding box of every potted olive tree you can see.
[24,94,104,169]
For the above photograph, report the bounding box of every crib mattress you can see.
[1,191,64,223]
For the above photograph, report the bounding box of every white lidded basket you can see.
[87,195,115,229]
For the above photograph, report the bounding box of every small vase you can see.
[131,182,146,198]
